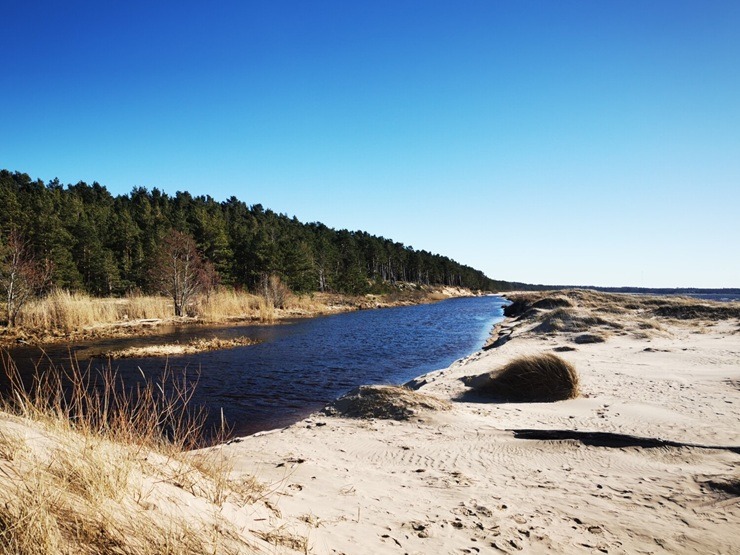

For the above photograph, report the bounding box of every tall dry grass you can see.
[18,289,173,333]
[195,289,262,321]
[121,291,172,320]
[20,289,119,333]
[287,293,330,314]
[197,288,332,323]
[13,287,337,336]
[3,283,353,342]
[0,353,259,554]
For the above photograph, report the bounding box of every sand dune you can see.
[217,290,740,554]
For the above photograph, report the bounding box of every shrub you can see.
[470,353,580,402]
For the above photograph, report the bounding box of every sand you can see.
[213,291,740,554]
[2,290,737,553]
[96,335,260,358]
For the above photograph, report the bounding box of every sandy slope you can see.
[217,293,740,554]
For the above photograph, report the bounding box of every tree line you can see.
[0,170,513,314]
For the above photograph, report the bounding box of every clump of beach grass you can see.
[0,353,260,555]
[468,353,580,402]
[325,385,451,420]
[574,332,608,344]
[532,307,622,334]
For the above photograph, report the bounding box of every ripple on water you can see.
[4,296,507,436]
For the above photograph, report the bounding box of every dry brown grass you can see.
[121,291,172,320]
[532,307,622,334]
[468,353,580,402]
[253,526,310,553]
[18,290,172,333]
[8,287,339,343]
[195,289,261,321]
[0,354,262,554]
[325,385,451,420]
[286,293,333,314]
[21,289,119,333]
[573,332,608,344]
[100,336,260,359]
[502,289,740,341]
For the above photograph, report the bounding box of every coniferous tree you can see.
[0,170,509,297]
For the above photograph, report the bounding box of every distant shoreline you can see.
[520,285,740,297]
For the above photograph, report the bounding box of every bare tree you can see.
[259,273,291,309]
[0,230,52,327]
[198,259,219,304]
[151,231,212,317]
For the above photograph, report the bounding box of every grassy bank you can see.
[0,356,273,554]
[1,284,475,346]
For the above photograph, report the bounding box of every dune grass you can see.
[325,385,452,420]
[532,307,622,334]
[0,353,260,554]
[470,353,580,402]
[501,289,740,341]
[573,332,608,344]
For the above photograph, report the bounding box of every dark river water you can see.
[4,296,507,437]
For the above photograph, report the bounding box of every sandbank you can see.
[96,336,260,358]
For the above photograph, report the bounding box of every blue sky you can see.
[2,1,738,287]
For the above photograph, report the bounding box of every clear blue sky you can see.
[2,1,738,288]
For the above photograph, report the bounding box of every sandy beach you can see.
[2,290,738,554]
[213,290,739,554]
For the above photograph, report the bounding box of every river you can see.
[4,296,507,436]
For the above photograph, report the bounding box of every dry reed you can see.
[0,353,258,554]
[18,290,172,333]
[195,289,261,321]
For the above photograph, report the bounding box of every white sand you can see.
[215,302,740,554]
[4,293,737,553]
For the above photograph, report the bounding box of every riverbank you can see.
[1,289,737,553]
[0,284,476,348]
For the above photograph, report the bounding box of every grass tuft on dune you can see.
[468,353,580,402]
[325,385,451,420]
